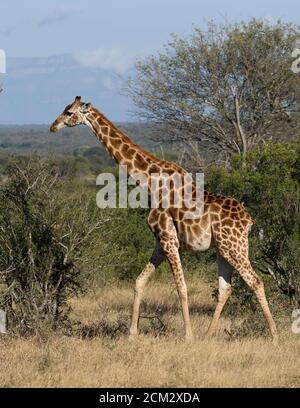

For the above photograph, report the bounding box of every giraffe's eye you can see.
[65,111,73,116]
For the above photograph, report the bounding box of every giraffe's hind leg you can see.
[129,240,165,338]
[217,235,278,342]
[206,253,233,337]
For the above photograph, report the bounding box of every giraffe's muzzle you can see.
[50,123,58,133]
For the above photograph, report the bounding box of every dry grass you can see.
[0,278,299,388]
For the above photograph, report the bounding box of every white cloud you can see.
[73,48,133,75]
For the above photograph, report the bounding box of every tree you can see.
[127,19,300,158]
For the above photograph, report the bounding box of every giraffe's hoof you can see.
[128,333,138,342]
[185,332,194,342]
[272,333,279,346]
[205,328,215,338]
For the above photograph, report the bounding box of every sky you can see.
[1,0,300,123]
[1,0,300,69]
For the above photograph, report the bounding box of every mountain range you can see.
[0,54,134,124]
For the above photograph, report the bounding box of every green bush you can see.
[206,142,300,306]
[0,156,108,335]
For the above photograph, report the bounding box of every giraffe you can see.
[50,96,278,342]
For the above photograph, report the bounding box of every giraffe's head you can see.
[50,96,92,133]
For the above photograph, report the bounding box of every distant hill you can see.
[0,122,218,173]
[0,123,166,156]
[0,54,134,124]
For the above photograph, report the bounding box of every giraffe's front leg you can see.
[162,241,193,340]
[129,241,164,339]
[158,220,193,341]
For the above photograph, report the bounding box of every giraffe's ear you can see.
[81,103,92,113]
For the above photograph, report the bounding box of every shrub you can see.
[0,156,107,335]
[207,142,300,307]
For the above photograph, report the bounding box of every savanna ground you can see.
[0,142,299,388]
[1,276,299,388]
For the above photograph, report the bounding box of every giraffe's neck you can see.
[84,107,186,180]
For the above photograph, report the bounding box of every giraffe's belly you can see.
[176,224,212,252]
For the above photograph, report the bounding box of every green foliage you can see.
[92,206,169,283]
[0,156,108,335]
[207,142,300,305]
[1,140,298,336]
[105,208,154,280]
